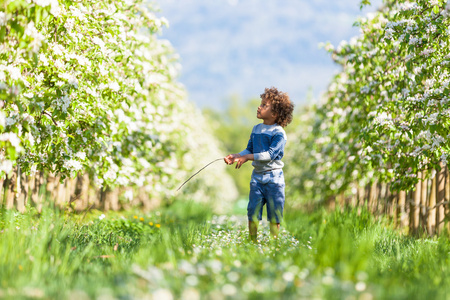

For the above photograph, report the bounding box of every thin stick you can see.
[177,158,224,192]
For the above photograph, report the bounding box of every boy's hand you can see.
[234,155,249,169]
[224,154,241,165]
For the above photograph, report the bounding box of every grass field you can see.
[0,200,449,299]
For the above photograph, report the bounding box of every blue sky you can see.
[155,0,383,109]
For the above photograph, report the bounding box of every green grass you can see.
[0,200,449,299]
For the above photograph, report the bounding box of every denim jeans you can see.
[248,169,285,223]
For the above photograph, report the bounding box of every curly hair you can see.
[260,87,294,128]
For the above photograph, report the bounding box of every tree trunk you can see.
[0,178,3,206]
[36,173,44,212]
[351,183,358,207]
[56,177,66,207]
[410,172,421,236]
[64,178,75,207]
[427,174,437,236]
[16,169,26,213]
[445,166,450,232]
[436,164,446,235]
[28,174,36,206]
[385,185,394,220]
[378,183,386,215]
[102,187,119,211]
[364,184,370,207]
[325,195,336,211]
[420,173,428,230]
[405,191,411,228]
[73,174,90,211]
[338,192,345,208]
[397,190,406,228]
[392,191,398,227]
[5,171,16,209]
[369,182,378,213]
[89,185,100,209]
[357,186,365,207]
[46,174,56,205]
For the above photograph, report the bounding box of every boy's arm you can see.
[253,133,286,162]
[234,154,254,169]
[235,132,286,168]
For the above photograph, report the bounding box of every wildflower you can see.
[133,216,138,219]
[99,214,105,220]
[140,217,144,221]
[156,224,161,228]
[149,222,153,226]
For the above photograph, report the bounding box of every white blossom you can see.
[430,0,440,6]
[86,87,99,97]
[51,43,65,56]
[69,6,86,21]
[0,160,13,174]
[0,132,21,147]
[54,59,65,69]
[33,0,52,7]
[24,21,45,53]
[6,66,21,81]
[109,81,120,92]
[39,54,49,66]
[5,117,16,126]
[75,152,86,160]
[0,12,7,26]
[92,36,105,48]
[54,95,71,112]
[50,1,62,17]
[63,159,83,171]
[64,18,75,31]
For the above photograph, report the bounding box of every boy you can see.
[224,87,294,242]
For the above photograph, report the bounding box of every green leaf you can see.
[6,146,18,160]
[0,26,6,43]
[32,52,39,68]
[433,6,439,15]
[35,7,41,24]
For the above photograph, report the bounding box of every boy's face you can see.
[257,97,277,123]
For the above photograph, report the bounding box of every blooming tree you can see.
[0,0,237,205]
[286,0,450,200]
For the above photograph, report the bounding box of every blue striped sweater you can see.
[239,123,287,173]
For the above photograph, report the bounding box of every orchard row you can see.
[286,0,450,235]
[0,0,237,209]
